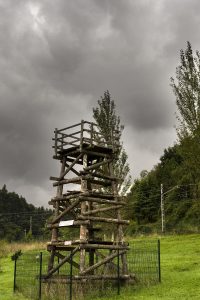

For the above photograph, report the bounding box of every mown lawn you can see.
[1,234,200,299]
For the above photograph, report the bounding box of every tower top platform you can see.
[53,120,120,159]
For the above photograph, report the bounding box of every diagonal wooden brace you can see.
[80,249,127,275]
[52,198,81,224]
[60,153,83,179]
[46,246,80,278]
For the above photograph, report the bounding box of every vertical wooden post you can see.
[49,157,66,272]
[54,128,58,156]
[51,157,66,242]
[80,120,84,151]
[90,123,93,147]
[80,153,88,272]
[117,249,120,295]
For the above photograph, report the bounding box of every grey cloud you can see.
[0,0,200,205]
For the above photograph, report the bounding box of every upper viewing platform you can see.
[52,120,120,158]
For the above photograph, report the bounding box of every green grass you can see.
[1,234,200,299]
[0,256,28,300]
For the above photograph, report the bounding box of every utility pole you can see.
[160,184,165,234]
[30,216,32,235]
[161,184,179,234]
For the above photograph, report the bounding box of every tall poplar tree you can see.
[93,90,131,195]
[171,42,200,181]
[171,41,200,138]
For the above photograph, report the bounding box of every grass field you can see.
[0,235,200,299]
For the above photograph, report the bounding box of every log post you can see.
[80,154,88,272]
[48,157,66,272]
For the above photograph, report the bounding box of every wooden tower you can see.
[46,120,130,282]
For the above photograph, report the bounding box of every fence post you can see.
[158,240,161,283]
[13,256,17,293]
[117,249,120,295]
[69,250,73,300]
[39,252,43,300]
[57,256,60,275]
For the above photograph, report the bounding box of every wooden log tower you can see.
[45,120,130,283]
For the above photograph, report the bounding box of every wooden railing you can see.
[52,120,120,156]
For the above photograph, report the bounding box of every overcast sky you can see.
[1,0,200,207]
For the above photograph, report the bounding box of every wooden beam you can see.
[42,274,130,283]
[80,171,122,182]
[61,153,83,178]
[50,193,81,202]
[79,196,126,206]
[82,205,123,216]
[78,215,129,225]
[80,250,127,275]
[48,220,90,229]
[84,159,113,171]
[80,244,129,250]
[53,177,81,187]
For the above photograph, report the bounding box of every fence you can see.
[14,240,161,300]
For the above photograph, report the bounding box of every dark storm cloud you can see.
[0,0,200,205]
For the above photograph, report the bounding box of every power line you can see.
[0,211,52,216]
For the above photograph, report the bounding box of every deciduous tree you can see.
[93,90,131,195]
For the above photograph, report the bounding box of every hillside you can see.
[126,139,200,234]
[0,185,52,241]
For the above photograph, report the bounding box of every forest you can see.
[126,42,200,234]
[0,184,52,241]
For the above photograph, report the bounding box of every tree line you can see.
[0,185,52,241]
